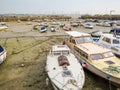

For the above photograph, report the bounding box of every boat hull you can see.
[46,75,60,90]
[0,51,6,64]
[0,26,8,30]
[75,52,120,88]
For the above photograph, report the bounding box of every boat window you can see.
[62,70,72,77]
[71,39,76,44]
[90,54,103,60]
[75,37,84,44]
[74,46,88,59]
[62,51,69,55]
[104,60,115,65]
[113,39,120,44]
[102,37,111,44]
[103,52,114,58]
[84,37,93,43]
[53,51,61,55]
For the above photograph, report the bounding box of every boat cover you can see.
[58,55,70,66]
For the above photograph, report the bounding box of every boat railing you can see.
[77,70,84,86]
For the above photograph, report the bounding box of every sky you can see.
[0,0,120,15]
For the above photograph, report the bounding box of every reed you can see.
[0,15,71,22]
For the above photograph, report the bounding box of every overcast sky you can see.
[0,0,120,15]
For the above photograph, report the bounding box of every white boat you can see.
[33,25,40,30]
[97,33,120,57]
[0,45,6,64]
[70,22,79,27]
[66,31,120,87]
[96,22,111,27]
[0,25,8,31]
[83,23,93,29]
[50,26,56,32]
[40,26,47,33]
[91,30,103,37]
[46,45,85,90]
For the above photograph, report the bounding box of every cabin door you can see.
[67,38,76,50]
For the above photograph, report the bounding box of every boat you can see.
[63,25,71,31]
[97,33,120,57]
[96,22,111,27]
[65,31,120,87]
[26,22,32,25]
[0,45,6,64]
[40,26,47,33]
[0,25,8,31]
[33,25,40,30]
[46,45,85,90]
[59,23,65,28]
[90,30,103,37]
[70,22,79,27]
[83,23,93,29]
[103,22,111,27]
[50,26,56,32]
[109,28,120,36]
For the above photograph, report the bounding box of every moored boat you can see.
[97,33,120,58]
[0,25,8,31]
[0,45,7,64]
[40,26,47,33]
[63,25,71,31]
[83,23,93,29]
[66,31,120,87]
[90,30,103,37]
[46,45,85,90]
[50,26,56,32]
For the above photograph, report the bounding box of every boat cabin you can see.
[65,31,120,87]
[98,34,120,48]
[66,31,93,49]
[51,45,70,56]
[66,31,115,61]
[98,33,120,57]
[74,43,114,62]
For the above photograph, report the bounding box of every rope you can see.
[103,66,120,74]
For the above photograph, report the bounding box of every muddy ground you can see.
[0,21,119,90]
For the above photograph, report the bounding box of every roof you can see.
[101,34,118,39]
[76,43,111,55]
[66,31,90,37]
[52,45,70,52]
